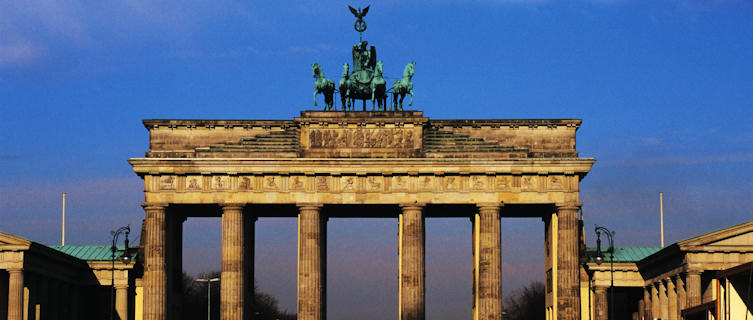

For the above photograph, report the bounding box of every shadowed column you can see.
[651,283,659,317]
[668,277,677,320]
[399,204,425,320]
[298,204,325,320]
[472,204,502,320]
[143,203,167,320]
[659,279,668,320]
[676,275,686,320]
[556,203,581,320]
[221,204,246,320]
[594,286,607,320]
[686,271,701,307]
[116,284,128,320]
[643,286,652,320]
[7,269,23,320]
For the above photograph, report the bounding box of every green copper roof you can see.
[587,247,662,263]
[49,245,137,261]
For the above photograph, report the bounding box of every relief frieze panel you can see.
[160,176,176,190]
[148,173,572,195]
[211,176,230,190]
[308,128,415,149]
[186,176,203,191]
[238,176,255,191]
[366,176,384,192]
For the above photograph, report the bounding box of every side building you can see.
[0,232,141,320]
[583,220,753,320]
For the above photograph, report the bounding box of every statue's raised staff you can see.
[392,62,415,110]
[312,63,335,110]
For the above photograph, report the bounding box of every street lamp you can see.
[196,278,220,320]
[111,225,133,320]
[594,225,615,320]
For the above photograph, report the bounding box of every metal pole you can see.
[197,278,219,320]
[62,192,66,246]
[110,226,131,320]
[660,192,664,247]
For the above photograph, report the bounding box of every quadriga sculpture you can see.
[371,61,387,110]
[312,63,335,111]
[339,63,351,111]
[392,62,415,111]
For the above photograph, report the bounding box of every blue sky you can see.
[1,1,752,319]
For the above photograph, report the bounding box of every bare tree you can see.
[503,281,545,320]
[182,271,296,320]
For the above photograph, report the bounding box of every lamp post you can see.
[196,278,220,320]
[110,225,132,320]
[594,225,615,320]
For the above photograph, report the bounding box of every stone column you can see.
[116,284,128,320]
[298,204,326,320]
[659,280,668,320]
[676,275,686,320]
[221,204,246,320]
[399,204,425,320]
[686,271,702,307]
[472,204,502,320]
[143,203,168,320]
[244,213,257,318]
[556,203,581,320]
[7,269,23,320]
[643,286,652,320]
[667,278,677,320]
[651,283,659,318]
[167,213,185,319]
[593,286,607,320]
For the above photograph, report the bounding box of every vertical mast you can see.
[660,192,664,248]
[62,192,66,246]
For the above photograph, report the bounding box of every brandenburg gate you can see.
[129,110,594,320]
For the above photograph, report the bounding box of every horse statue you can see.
[371,61,387,110]
[392,62,415,111]
[312,63,335,110]
[339,63,352,111]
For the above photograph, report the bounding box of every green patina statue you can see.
[312,63,335,110]
[338,63,350,110]
[311,5,415,112]
[392,62,415,111]
[371,61,386,110]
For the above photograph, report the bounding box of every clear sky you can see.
[1,1,752,319]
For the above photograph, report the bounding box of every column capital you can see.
[477,202,503,209]
[685,269,703,276]
[142,202,168,210]
[556,202,583,211]
[114,284,129,290]
[399,202,425,209]
[220,203,246,210]
[297,203,323,212]
[7,268,23,274]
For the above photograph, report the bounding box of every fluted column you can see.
[644,286,652,320]
[676,275,686,320]
[593,286,607,320]
[686,271,701,307]
[116,284,128,320]
[298,204,325,320]
[659,280,668,320]
[556,203,581,320]
[472,204,502,320]
[143,203,167,320]
[399,204,425,320]
[651,283,659,318]
[667,278,677,320]
[221,204,246,320]
[7,269,23,320]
